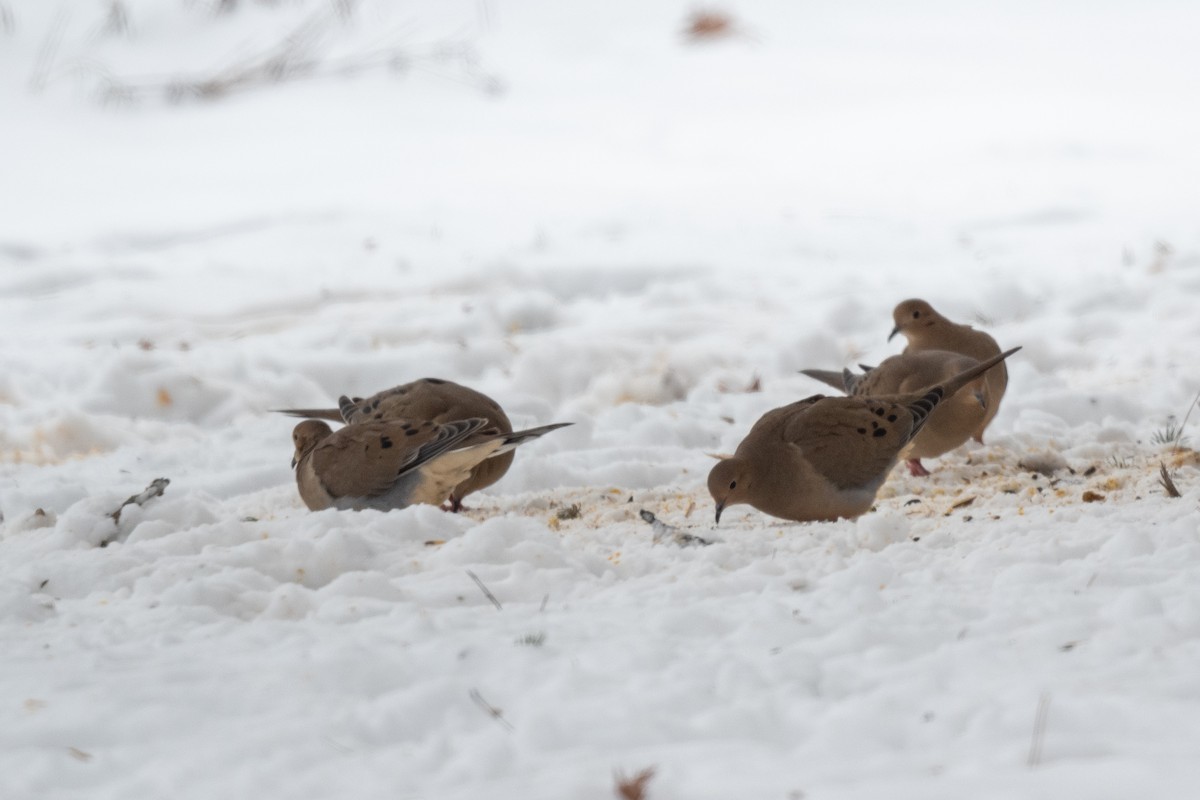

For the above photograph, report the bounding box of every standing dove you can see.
[709,347,1020,524]
[800,349,990,476]
[291,417,572,512]
[280,378,530,511]
[889,299,1007,444]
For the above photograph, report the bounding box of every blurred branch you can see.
[28,1,500,105]
[28,6,69,91]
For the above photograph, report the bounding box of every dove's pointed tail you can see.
[903,346,1021,439]
[799,368,848,393]
[937,346,1020,399]
[273,407,344,422]
[489,422,573,456]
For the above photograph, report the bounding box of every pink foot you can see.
[906,459,931,477]
[441,496,466,513]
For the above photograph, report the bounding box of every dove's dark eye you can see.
[729,480,737,490]
[912,311,921,319]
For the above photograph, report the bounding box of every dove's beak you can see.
[973,388,987,409]
[887,325,900,342]
[714,500,725,524]
[290,454,298,469]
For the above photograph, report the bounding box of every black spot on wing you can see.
[424,378,447,385]
[380,436,393,449]
[873,428,887,438]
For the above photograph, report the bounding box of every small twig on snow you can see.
[466,569,502,610]
[101,478,169,547]
[468,688,513,732]
[102,478,170,547]
[1027,691,1051,767]
[108,478,170,526]
[639,509,713,547]
[1159,463,1182,498]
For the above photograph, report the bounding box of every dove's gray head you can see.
[291,420,333,469]
[708,457,752,524]
[889,298,945,342]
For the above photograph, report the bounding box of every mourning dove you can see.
[709,347,1020,524]
[279,378,522,510]
[889,299,1007,444]
[800,349,989,476]
[291,417,572,512]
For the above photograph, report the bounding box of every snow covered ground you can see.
[2,1,1200,798]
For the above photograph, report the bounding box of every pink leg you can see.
[906,459,931,477]
[441,495,465,513]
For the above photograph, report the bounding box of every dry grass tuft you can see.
[1158,463,1181,498]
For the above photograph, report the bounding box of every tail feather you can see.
[935,346,1020,400]
[902,346,1020,442]
[273,407,343,422]
[485,422,573,457]
[337,395,358,423]
[841,368,862,395]
[904,386,945,438]
[799,368,849,393]
[402,418,492,474]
